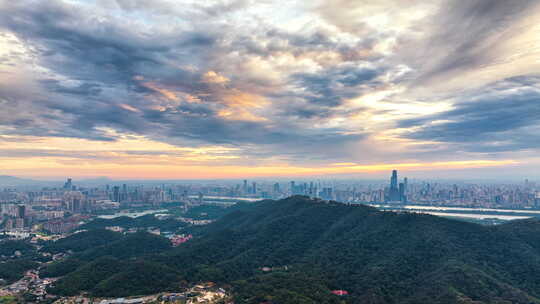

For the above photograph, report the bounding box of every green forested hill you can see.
[44,196,540,303]
[42,231,175,296]
[80,214,187,231]
[40,229,124,254]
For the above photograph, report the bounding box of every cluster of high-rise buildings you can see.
[216,171,540,208]
[404,181,540,208]
[386,170,408,203]
[1,179,114,234]
[1,172,540,235]
[0,178,207,234]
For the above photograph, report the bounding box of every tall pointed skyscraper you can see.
[391,170,398,189]
[389,170,401,201]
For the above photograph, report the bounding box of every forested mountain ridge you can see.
[44,196,540,303]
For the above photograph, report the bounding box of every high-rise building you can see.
[404,177,408,194]
[273,183,280,197]
[321,187,333,200]
[388,170,401,201]
[113,186,120,202]
[399,183,406,203]
[391,170,398,189]
[17,205,25,218]
[122,184,128,202]
[63,178,73,190]
[5,218,14,230]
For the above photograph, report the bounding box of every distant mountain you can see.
[0,175,47,187]
[44,196,540,303]
[0,175,112,188]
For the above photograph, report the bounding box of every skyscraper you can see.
[388,170,401,201]
[63,178,73,190]
[243,180,248,195]
[122,184,128,201]
[17,205,25,218]
[273,183,280,196]
[113,186,120,202]
[399,182,406,203]
[404,177,408,193]
[391,170,398,189]
[321,187,333,200]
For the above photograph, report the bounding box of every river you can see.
[368,204,540,221]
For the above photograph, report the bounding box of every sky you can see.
[0,0,540,180]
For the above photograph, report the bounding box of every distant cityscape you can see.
[1,170,540,302]
[1,170,540,236]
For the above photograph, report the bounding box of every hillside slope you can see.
[45,196,540,303]
[164,196,540,303]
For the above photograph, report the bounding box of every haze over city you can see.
[1,0,539,180]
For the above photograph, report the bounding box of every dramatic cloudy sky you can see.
[1,0,539,179]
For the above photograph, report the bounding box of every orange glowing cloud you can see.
[218,91,269,121]
[202,70,229,84]
[141,81,179,101]
[118,103,141,113]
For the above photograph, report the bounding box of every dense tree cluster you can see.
[43,231,176,296]
[40,229,123,254]
[80,214,187,232]
[0,240,33,257]
[42,196,540,303]
[0,259,39,284]
[0,240,45,284]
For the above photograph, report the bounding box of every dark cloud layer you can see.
[292,65,380,107]
[399,82,540,153]
[409,0,540,86]
[0,0,539,167]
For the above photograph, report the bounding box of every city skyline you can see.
[2,170,539,221]
[1,0,540,179]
